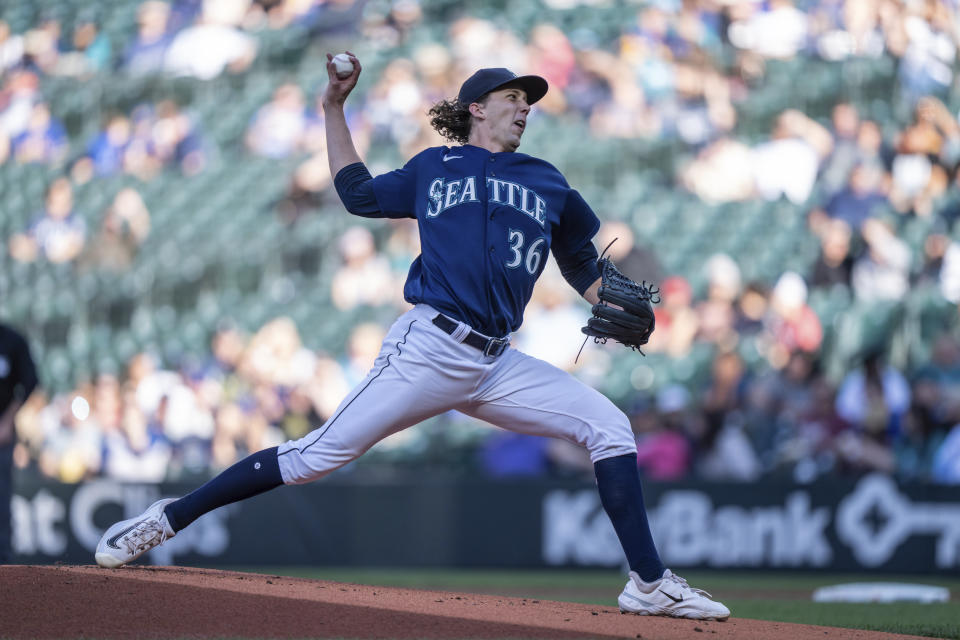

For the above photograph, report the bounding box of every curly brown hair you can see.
[428,94,488,144]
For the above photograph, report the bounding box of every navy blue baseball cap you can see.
[457,68,549,106]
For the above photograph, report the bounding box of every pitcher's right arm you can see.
[323,51,363,177]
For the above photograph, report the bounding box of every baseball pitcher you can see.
[96,52,729,621]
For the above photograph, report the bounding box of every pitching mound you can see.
[1,565,924,639]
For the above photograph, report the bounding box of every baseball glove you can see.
[581,252,659,352]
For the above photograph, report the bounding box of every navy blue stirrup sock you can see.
[594,453,666,582]
[163,446,283,533]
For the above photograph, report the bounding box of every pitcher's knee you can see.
[277,438,360,485]
[585,409,637,463]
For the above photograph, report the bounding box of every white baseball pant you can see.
[277,304,636,484]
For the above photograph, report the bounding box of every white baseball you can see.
[332,53,354,79]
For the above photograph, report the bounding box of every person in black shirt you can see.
[0,323,38,563]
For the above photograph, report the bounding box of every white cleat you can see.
[618,569,730,621]
[95,498,177,568]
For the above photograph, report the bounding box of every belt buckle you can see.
[483,337,507,357]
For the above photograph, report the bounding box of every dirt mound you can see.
[0,565,924,639]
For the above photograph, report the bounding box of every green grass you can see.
[722,600,958,638]
[227,567,960,639]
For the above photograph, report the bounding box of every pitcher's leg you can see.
[465,350,664,581]
[170,316,437,532]
[163,446,283,532]
[466,349,636,462]
[96,311,463,568]
[278,315,462,484]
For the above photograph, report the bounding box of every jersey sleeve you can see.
[369,153,423,219]
[551,189,602,295]
[334,163,382,217]
[552,189,601,257]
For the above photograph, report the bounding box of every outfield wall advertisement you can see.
[11,474,960,572]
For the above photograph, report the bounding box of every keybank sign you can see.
[543,474,960,570]
[11,474,959,570]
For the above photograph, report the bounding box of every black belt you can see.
[432,314,509,357]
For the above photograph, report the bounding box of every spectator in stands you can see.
[0,131,9,165]
[60,17,112,75]
[696,350,761,480]
[364,58,430,156]
[80,188,151,272]
[149,100,207,175]
[635,384,693,481]
[696,253,741,348]
[733,281,769,336]
[341,322,385,387]
[760,271,822,369]
[811,218,854,288]
[246,84,308,158]
[164,0,257,80]
[8,178,86,264]
[516,266,584,370]
[819,103,862,198]
[37,389,103,483]
[210,402,248,471]
[753,109,833,204]
[577,47,661,140]
[681,137,755,202]
[647,275,698,358]
[279,384,322,441]
[0,70,40,141]
[836,348,910,447]
[276,155,334,225]
[526,23,576,115]
[243,317,316,389]
[594,220,663,285]
[123,1,175,74]
[20,18,62,75]
[11,102,67,164]
[100,374,173,482]
[298,354,349,425]
[0,20,24,73]
[84,114,133,175]
[127,351,215,448]
[330,226,394,311]
[727,0,808,60]
[822,163,889,231]
[124,104,162,178]
[938,233,960,303]
[915,96,960,171]
[891,0,956,107]
[767,351,817,434]
[896,369,951,480]
[889,101,952,217]
[923,335,960,392]
[851,217,911,301]
[779,372,850,481]
[932,396,960,483]
[914,230,949,287]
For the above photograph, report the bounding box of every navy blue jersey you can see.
[369,144,600,337]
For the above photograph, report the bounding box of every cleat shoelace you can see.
[121,521,168,555]
[665,573,713,598]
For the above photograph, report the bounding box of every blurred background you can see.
[2,0,960,575]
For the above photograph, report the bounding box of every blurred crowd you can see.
[10,298,960,484]
[4,0,960,483]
